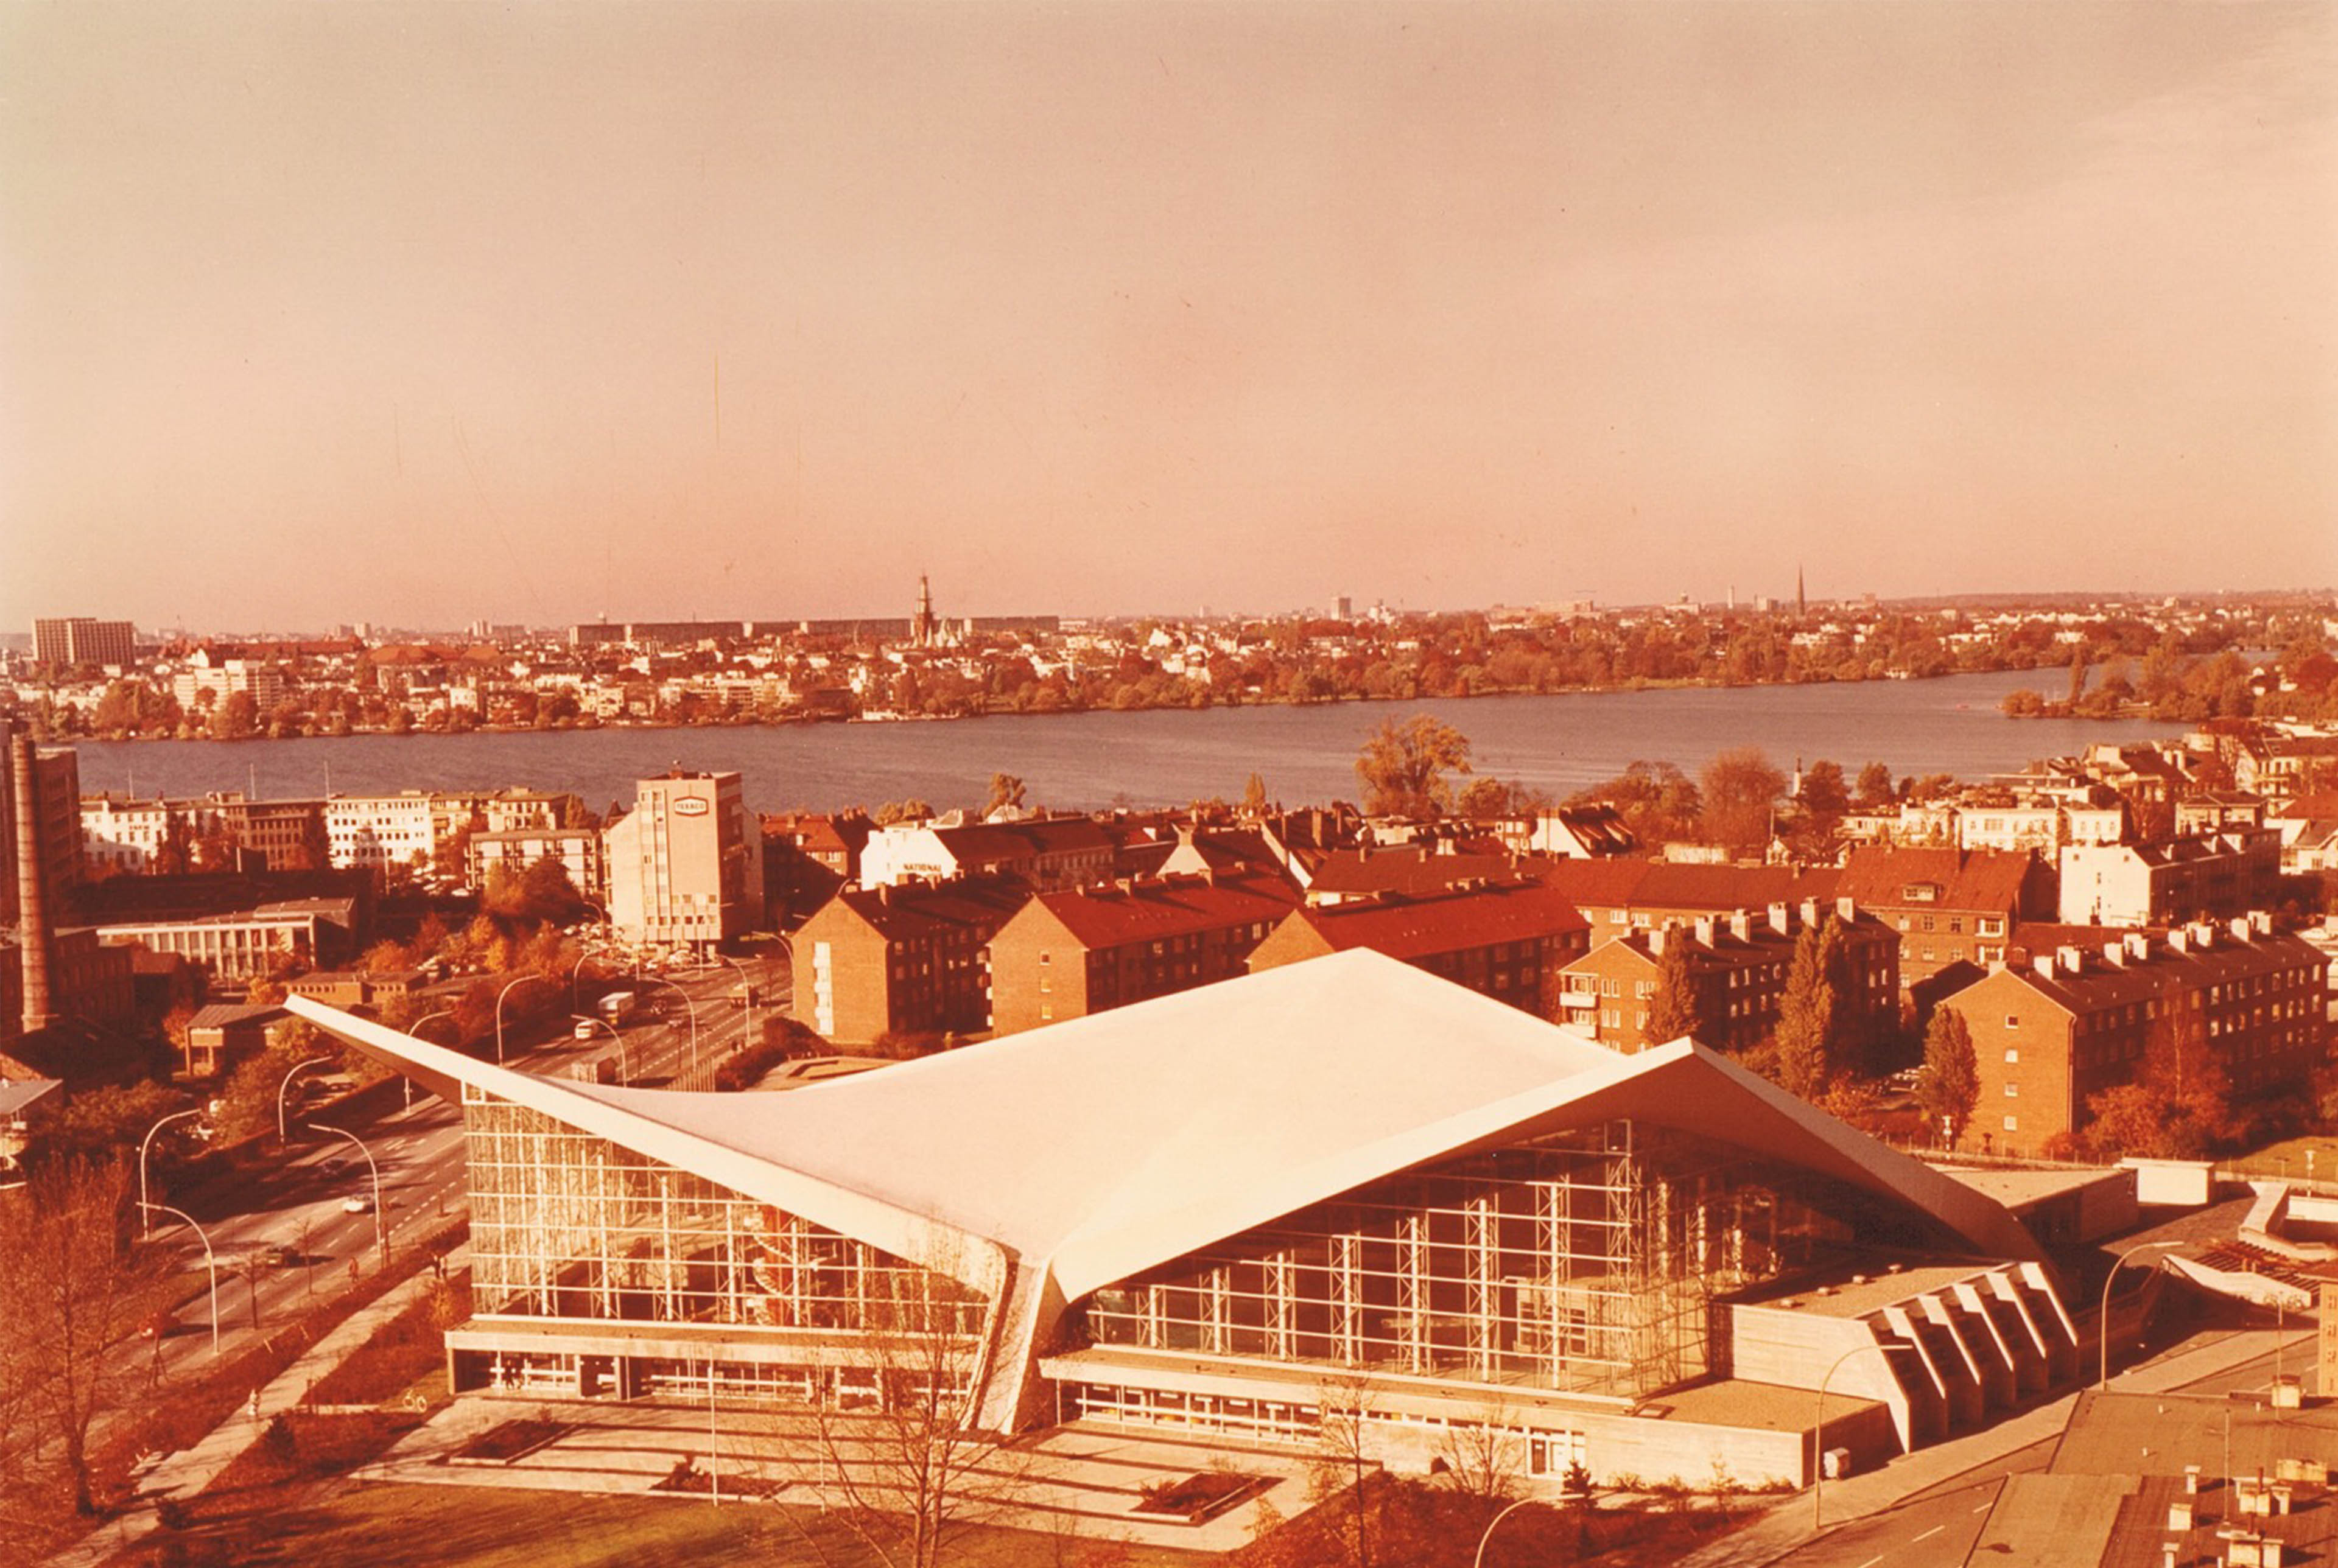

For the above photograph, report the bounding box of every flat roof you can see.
[1941,1163,2132,1209]
[1737,1262,1999,1319]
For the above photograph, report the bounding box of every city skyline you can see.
[5,1,2334,630]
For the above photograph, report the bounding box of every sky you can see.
[3,1,2334,634]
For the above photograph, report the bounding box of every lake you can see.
[68,668,2183,817]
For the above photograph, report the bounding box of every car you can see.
[342,1195,373,1215]
[259,1243,301,1268]
[573,1020,598,1040]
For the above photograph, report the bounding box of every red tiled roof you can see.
[1276,881,1590,960]
[1536,858,1838,912]
[820,879,1030,941]
[1308,846,1548,899]
[1016,873,1301,948]
[1836,847,2037,912]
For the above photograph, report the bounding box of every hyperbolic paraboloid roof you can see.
[289,949,2041,1426]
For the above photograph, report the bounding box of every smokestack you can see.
[13,730,55,1034]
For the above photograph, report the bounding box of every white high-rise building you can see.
[604,771,763,951]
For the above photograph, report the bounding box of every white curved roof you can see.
[290,950,2038,1293]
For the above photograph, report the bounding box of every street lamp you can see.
[308,1122,387,1263]
[2099,1241,2185,1388]
[494,973,553,1065]
[572,1015,630,1087]
[1813,1341,1913,1528]
[139,1107,208,1239]
[634,974,702,1074]
[276,1054,337,1142]
[139,1202,220,1359]
[1472,1497,1537,1568]
[709,952,756,1062]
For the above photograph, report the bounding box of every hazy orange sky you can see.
[4,1,2334,632]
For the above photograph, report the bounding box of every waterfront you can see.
[67,668,2186,816]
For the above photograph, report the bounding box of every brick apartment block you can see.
[1556,897,1898,1055]
[1937,914,2330,1156]
[987,870,1301,1035]
[1246,877,1592,1017]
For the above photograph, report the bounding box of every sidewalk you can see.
[45,1246,470,1568]
[1673,1324,2313,1568]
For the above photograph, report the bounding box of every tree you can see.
[1240,772,1271,819]
[1430,1399,1524,1507]
[1698,746,1786,854]
[808,1244,1024,1568]
[1770,917,1844,1100]
[981,773,1026,819]
[1454,775,1552,821]
[1853,761,1895,808]
[1796,758,1849,819]
[2000,688,2046,718]
[2080,1006,2235,1159]
[1914,1008,1979,1147]
[209,690,259,741]
[0,1158,176,1520]
[875,799,935,826]
[1354,715,1472,819]
[1643,934,1705,1043]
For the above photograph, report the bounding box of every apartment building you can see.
[32,617,136,670]
[987,870,1299,1035]
[468,827,606,903]
[96,897,359,987]
[857,812,1115,891]
[792,878,1027,1045]
[1536,859,1840,949]
[1556,899,1900,1055]
[1832,847,2057,990]
[604,771,764,952]
[1937,915,2330,1155]
[1246,878,1592,1017]
[325,793,440,872]
[2057,830,2282,927]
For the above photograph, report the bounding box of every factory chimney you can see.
[13,729,55,1034]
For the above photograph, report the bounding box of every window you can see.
[2006,1015,2020,1029]
[2004,1048,2020,1063]
[2004,1083,2018,1097]
[2003,1115,2019,1132]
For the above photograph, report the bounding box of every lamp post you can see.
[1472,1497,1536,1568]
[276,1054,337,1143]
[2099,1241,2184,1388]
[494,973,553,1065]
[1813,1342,1912,1529]
[139,1202,220,1359]
[573,1016,630,1086]
[309,1122,387,1263]
[139,1107,207,1239]
[709,952,756,1062]
[634,974,702,1074]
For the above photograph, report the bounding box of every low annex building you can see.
[292,953,2074,1493]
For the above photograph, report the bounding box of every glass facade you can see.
[1079,1121,1889,1400]
[463,1086,985,1337]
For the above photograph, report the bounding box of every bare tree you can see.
[807,1251,1027,1568]
[1309,1373,1382,1568]
[0,1158,176,1527]
[1430,1399,1525,1507]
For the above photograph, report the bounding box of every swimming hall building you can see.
[289,950,2078,1489]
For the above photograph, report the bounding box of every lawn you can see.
[2224,1133,2338,1186]
[138,1479,1196,1568]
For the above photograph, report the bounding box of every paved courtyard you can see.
[356,1398,1317,1555]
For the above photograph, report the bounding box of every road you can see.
[139,1090,469,1382]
